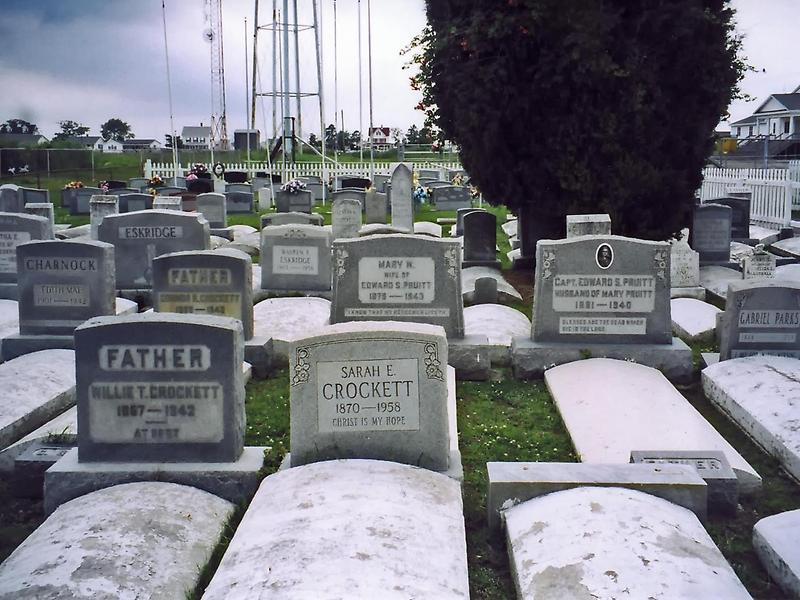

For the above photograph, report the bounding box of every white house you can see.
[365,126,392,151]
[732,84,800,139]
[181,124,212,150]
[63,136,122,153]
[122,139,162,151]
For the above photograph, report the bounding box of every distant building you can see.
[731,84,800,139]
[233,129,260,151]
[181,124,212,150]
[365,126,392,151]
[60,136,122,152]
[0,133,49,147]
[122,139,163,151]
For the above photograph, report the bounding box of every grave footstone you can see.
[464,304,530,366]
[691,203,732,264]
[512,235,692,380]
[670,297,720,344]
[0,212,51,299]
[718,280,800,360]
[260,224,332,292]
[331,197,362,240]
[390,163,414,232]
[463,210,500,269]
[566,213,611,237]
[256,187,273,210]
[98,210,210,290]
[89,195,119,240]
[252,297,331,364]
[364,189,388,224]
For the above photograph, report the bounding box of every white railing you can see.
[144,159,462,181]
[700,166,800,229]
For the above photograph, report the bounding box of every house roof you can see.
[64,136,101,145]
[730,116,756,126]
[182,126,211,137]
[369,127,390,136]
[124,139,158,144]
[0,133,48,143]
[753,92,800,114]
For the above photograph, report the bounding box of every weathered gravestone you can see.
[72,187,103,215]
[225,191,253,214]
[118,193,152,213]
[153,249,272,378]
[417,168,441,180]
[331,234,464,337]
[288,321,458,473]
[0,185,22,212]
[331,197,362,240]
[275,190,313,213]
[364,189,388,224]
[462,210,500,269]
[512,235,692,380]
[331,189,366,212]
[670,233,704,299]
[432,185,471,211]
[24,203,55,234]
[75,313,245,462]
[1,240,116,361]
[710,196,750,240]
[152,195,182,211]
[690,203,732,264]
[225,183,252,194]
[196,192,227,228]
[260,211,323,227]
[373,173,389,192]
[260,224,332,292]
[0,212,52,299]
[98,210,210,290]
[89,195,119,240]
[128,177,149,191]
[718,280,800,360]
[566,213,612,238]
[742,245,776,280]
[390,163,414,232]
[19,187,49,205]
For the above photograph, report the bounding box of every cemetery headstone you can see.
[432,185,471,211]
[288,321,452,471]
[90,195,119,240]
[0,212,51,297]
[455,208,479,236]
[331,198,362,240]
[119,193,152,213]
[225,183,252,194]
[196,193,227,228]
[223,171,248,184]
[98,210,210,289]
[330,234,464,337]
[260,224,332,292]
[373,174,389,192]
[710,196,750,240]
[390,163,413,232]
[152,196,183,211]
[0,185,22,212]
[19,187,49,205]
[416,168,441,180]
[462,210,500,269]
[338,176,371,190]
[741,245,776,280]
[718,280,800,360]
[128,177,149,191]
[365,190,388,224]
[24,203,55,236]
[275,190,313,213]
[75,312,245,462]
[73,187,103,216]
[691,204,732,264]
[225,191,253,214]
[261,211,323,228]
[566,214,612,238]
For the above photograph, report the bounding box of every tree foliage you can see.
[165,134,184,149]
[100,118,134,142]
[53,120,89,140]
[0,119,38,134]
[413,0,746,240]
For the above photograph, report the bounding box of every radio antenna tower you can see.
[204,0,229,150]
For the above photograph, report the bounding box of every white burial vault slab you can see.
[670,297,722,344]
[461,266,522,304]
[772,236,800,259]
[703,356,800,482]
[545,358,761,493]
[0,349,75,449]
[0,482,233,599]
[0,406,76,471]
[464,304,530,366]
[700,265,741,300]
[505,486,750,600]
[775,263,800,282]
[753,509,800,598]
[252,297,331,364]
[201,459,469,600]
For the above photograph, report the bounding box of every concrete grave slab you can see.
[700,264,741,301]
[359,223,408,236]
[501,218,518,238]
[775,263,800,282]
[702,355,800,482]
[461,266,522,304]
[753,509,800,598]
[771,236,800,260]
[464,304,530,366]
[201,460,469,600]
[0,349,75,449]
[487,461,708,532]
[0,482,233,599]
[545,358,761,493]
[0,407,76,472]
[504,487,750,600]
[253,297,331,364]
[670,297,722,344]
[413,221,443,237]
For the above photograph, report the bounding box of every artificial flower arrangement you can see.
[148,174,164,188]
[63,180,84,189]
[281,179,307,194]
[188,163,209,180]
[412,184,429,205]
[186,173,198,181]
[98,180,109,192]
[469,184,480,199]
[452,173,465,187]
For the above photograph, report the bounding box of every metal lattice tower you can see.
[205,0,229,150]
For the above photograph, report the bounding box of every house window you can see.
[785,120,790,134]
[749,126,753,136]
[772,122,776,134]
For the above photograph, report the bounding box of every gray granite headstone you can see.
[373,174,389,192]
[128,177,149,191]
[416,168,441,180]
[0,212,51,284]
[75,312,245,462]
[691,204,732,263]
[118,193,152,213]
[718,280,800,360]
[331,198,362,240]
[365,190,388,224]
[473,277,498,304]
[275,190,313,213]
[390,163,414,232]
[0,185,22,212]
[532,235,672,344]
[98,210,210,289]
[225,191,253,214]
[710,196,750,240]
[16,240,116,335]
[73,187,103,215]
[331,189,366,212]
[260,224,332,291]
[289,321,450,470]
[566,214,612,238]
[455,207,479,236]
[153,248,253,340]
[431,185,471,211]
[152,196,183,211]
[196,193,227,228]
[225,183,252,194]
[90,195,119,240]
[19,187,49,205]
[261,211,323,228]
[463,210,500,268]
[24,202,55,236]
[331,234,464,337]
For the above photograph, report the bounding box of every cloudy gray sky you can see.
[0,0,796,142]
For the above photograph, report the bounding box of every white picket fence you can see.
[144,159,463,181]
[699,162,800,229]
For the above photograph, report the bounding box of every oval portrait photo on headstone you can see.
[596,243,614,269]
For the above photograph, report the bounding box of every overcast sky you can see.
[0,0,796,142]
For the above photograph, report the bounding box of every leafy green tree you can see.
[0,119,38,134]
[413,0,746,241]
[53,120,90,140]
[325,124,337,149]
[100,118,134,142]
[406,124,419,144]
